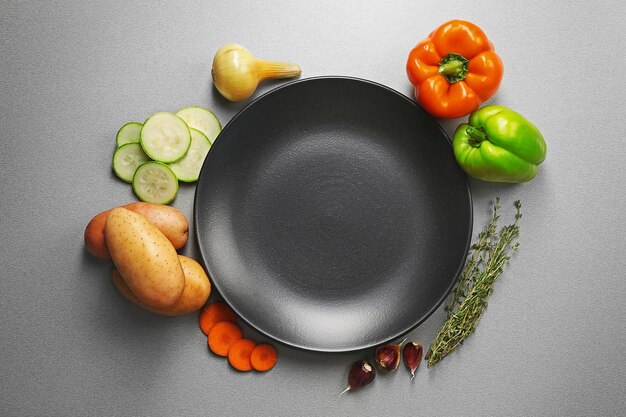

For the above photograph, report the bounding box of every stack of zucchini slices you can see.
[112,106,221,204]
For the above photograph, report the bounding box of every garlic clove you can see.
[374,339,405,372]
[403,341,424,380]
[339,360,376,395]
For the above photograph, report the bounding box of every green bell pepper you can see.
[452,105,547,183]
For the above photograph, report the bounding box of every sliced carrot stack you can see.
[200,301,278,372]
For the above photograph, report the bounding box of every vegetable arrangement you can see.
[112,106,221,203]
[199,301,278,372]
[84,203,211,315]
[86,16,545,390]
[87,48,298,375]
[406,19,538,369]
[345,199,520,392]
[407,20,547,183]
[84,201,280,369]
[344,19,542,393]
[341,339,424,394]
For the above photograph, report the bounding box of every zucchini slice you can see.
[112,142,151,183]
[140,112,191,163]
[168,128,212,182]
[115,122,142,147]
[132,161,178,204]
[175,106,221,143]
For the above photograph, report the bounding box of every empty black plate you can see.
[194,77,472,352]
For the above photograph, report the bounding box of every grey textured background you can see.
[1,1,625,416]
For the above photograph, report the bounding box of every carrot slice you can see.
[207,321,243,357]
[250,343,278,371]
[199,301,238,335]
[228,339,256,372]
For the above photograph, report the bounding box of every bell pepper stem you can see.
[438,53,469,83]
[439,60,464,76]
[466,126,487,147]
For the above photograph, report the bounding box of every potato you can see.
[123,202,188,248]
[84,210,110,259]
[84,202,189,259]
[111,255,211,316]
[105,207,185,307]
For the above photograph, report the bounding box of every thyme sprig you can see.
[427,198,522,368]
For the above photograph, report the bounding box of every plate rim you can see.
[193,75,473,353]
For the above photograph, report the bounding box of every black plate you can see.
[194,77,472,352]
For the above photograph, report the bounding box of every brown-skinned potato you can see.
[84,202,189,259]
[105,207,185,307]
[112,255,211,316]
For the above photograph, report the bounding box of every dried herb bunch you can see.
[426,197,522,367]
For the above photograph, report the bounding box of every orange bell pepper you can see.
[406,20,504,119]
